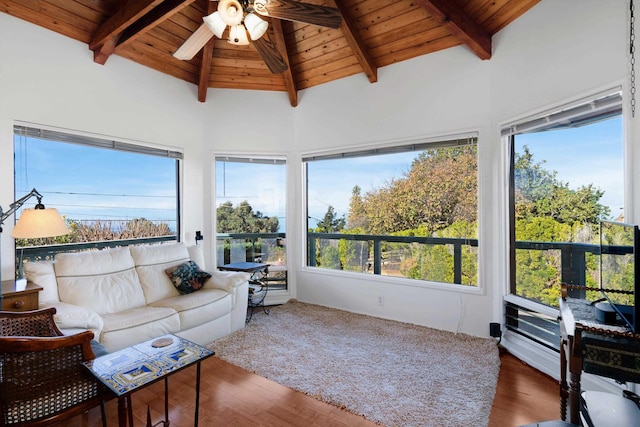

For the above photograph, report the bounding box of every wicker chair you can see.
[0,308,107,426]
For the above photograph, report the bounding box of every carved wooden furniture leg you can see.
[568,370,581,425]
[559,339,568,421]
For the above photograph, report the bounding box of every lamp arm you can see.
[0,188,43,228]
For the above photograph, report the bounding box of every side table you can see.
[1,279,42,311]
[218,262,270,322]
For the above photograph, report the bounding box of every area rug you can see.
[209,300,500,427]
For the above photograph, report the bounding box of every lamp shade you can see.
[217,0,244,26]
[244,13,268,40]
[228,24,250,45]
[11,208,69,239]
[203,11,227,39]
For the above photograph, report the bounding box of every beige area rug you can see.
[209,300,500,427]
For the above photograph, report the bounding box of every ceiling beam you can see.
[90,0,163,64]
[198,0,217,102]
[91,0,196,65]
[334,1,377,83]
[271,19,298,107]
[415,0,491,60]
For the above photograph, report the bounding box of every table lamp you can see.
[0,188,69,291]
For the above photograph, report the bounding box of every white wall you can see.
[0,0,636,352]
[0,13,212,276]
[285,0,633,340]
[291,48,494,334]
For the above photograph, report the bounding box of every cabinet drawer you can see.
[1,293,38,311]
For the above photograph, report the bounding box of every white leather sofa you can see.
[24,242,249,352]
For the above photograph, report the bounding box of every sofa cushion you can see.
[24,260,59,303]
[100,306,180,352]
[165,261,211,294]
[150,288,231,331]
[187,245,206,269]
[130,243,190,304]
[54,247,146,315]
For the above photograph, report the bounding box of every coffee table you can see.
[83,334,214,427]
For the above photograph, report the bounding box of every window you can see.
[214,156,287,289]
[13,125,181,258]
[504,89,624,349]
[303,135,478,286]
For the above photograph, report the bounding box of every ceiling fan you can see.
[173,0,342,74]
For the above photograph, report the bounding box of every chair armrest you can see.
[0,307,64,336]
[0,330,97,363]
[204,270,250,294]
[41,301,104,339]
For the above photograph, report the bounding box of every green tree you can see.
[362,145,477,235]
[347,185,368,230]
[216,201,279,233]
[315,205,345,233]
[513,146,610,306]
[514,146,610,225]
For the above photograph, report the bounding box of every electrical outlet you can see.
[377,296,384,306]
[490,322,502,338]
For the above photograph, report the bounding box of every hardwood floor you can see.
[489,348,560,426]
[57,347,560,427]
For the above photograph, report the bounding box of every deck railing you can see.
[16,232,602,350]
[18,235,178,261]
[19,233,599,291]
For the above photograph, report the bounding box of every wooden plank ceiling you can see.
[0,0,540,106]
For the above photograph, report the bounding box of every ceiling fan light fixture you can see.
[228,24,250,45]
[218,0,244,26]
[203,11,227,39]
[244,13,268,41]
[253,0,268,16]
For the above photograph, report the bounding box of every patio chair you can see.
[0,308,107,426]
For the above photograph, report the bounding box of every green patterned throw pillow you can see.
[165,260,212,294]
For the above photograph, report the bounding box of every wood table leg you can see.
[118,396,131,427]
[165,376,170,426]
[194,361,202,427]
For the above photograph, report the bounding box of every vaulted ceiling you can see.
[1,0,540,106]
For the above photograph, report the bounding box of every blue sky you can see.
[515,116,624,220]
[215,159,287,231]
[306,116,624,227]
[13,115,624,233]
[14,137,177,229]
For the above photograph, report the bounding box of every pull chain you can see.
[631,0,636,117]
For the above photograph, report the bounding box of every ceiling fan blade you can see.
[173,24,215,60]
[255,0,342,29]
[252,34,288,74]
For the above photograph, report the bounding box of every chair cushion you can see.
[581,391,640,427]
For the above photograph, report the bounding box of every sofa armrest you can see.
[204,270,250,294]
[40,301,104,340]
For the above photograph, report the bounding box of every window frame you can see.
[504,88,623,300]
[12,123,183,253]
[501,88,625,349]
[213,154,288,284]
[301,132,480,290]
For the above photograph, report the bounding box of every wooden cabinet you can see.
[1,280,42,311]
[558,284,640,425]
